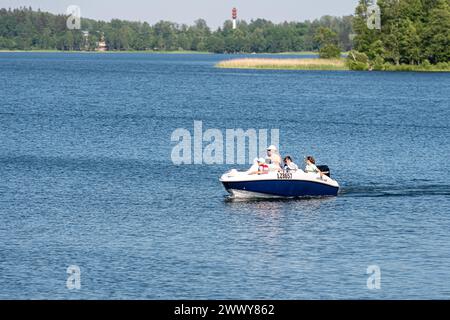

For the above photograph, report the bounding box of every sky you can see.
[1,0,359,29]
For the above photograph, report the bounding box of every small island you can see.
[216,58,348,71]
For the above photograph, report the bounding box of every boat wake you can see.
[340,184,450,198]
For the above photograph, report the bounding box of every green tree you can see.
[398,19,421,64]
[352,0,449,66]
[422,0,450,63]
[64,31,74,50]
[314,27,341,58]
[206,35,225,53]
[353,0,382,54]
[347,50,370,70]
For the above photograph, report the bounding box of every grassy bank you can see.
[216,58,348,71]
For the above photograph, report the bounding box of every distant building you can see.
[232,7,237,30]
[96,33,108,52]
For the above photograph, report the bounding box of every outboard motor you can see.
[317,165,331,177]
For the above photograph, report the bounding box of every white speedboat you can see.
[220,166,339,199]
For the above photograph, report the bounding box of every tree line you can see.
[1,4,448,69]
[350,0,450,69]
[0,7,353,53]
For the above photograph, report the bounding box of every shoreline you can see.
[1,50,447,72]
[0,49,319,55]
[0,49,212,54]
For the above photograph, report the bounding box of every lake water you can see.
[0,52,449,299]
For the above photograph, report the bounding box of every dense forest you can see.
[0,2,448,69]
[350,0,450,69]
[0,7,352,53]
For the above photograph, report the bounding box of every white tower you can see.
[232,7,237,30]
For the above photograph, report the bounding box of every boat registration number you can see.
[277,172,292,180]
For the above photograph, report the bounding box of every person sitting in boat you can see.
[246,158,259,175]
[266,145,282,170]
[247,158,269,175]
[283,156,299,172]
[305,156,324,178]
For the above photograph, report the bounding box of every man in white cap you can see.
[266,145,282,170]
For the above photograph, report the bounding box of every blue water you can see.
[0,52,449,299]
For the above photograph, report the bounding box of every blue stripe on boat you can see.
[222,179,339,197]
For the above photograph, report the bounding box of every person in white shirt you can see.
[283,156,299,172]
[266,145,282,170]
[304,156,324,178]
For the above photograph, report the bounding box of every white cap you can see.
[267,145,278,151]
[258,157,266,163]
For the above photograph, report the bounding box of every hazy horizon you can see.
[1,0,359,28]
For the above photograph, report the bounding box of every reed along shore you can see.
[216,58,348,71]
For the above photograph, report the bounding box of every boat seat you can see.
[317,165,331,177]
